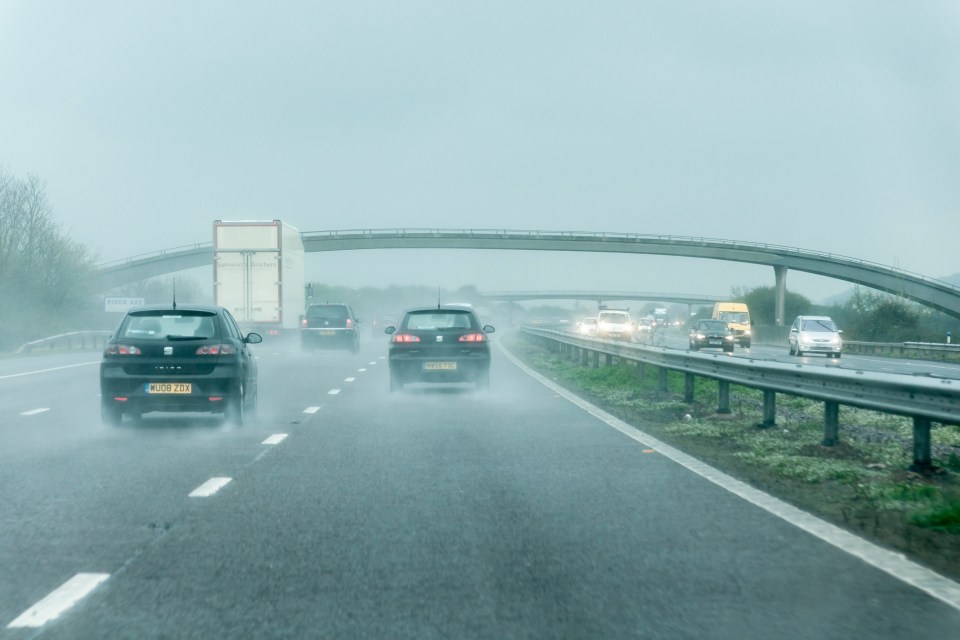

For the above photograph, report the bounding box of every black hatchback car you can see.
[386,306,495,391]
[99,304,262,425]
[300,303,360,353]
[689,319,736,353]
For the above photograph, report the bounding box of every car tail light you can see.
[301,318,308,328]
[195,344,238,355]
[106,345,142,355]
[346,318,353,329]
[458,333,486,342]
[392,333,420,343]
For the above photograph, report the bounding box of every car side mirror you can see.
[483,325,495,333]
[384,326,396,335]
[245,333,263,344]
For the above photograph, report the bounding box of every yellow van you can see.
[712,302,751,348]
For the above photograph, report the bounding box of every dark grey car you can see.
[99,304,261,425]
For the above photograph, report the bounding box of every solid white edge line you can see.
[188,477,232,498]
[0,361,99,381]
[20,408,51,416]
[303,406,321,414]
[497,341,960,612]
[328,389,341,395]
[7,573,110,628]
[262,434,288,445]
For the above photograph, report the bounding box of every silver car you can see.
[789,315,843,358]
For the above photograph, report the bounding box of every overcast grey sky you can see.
[2,1,957,302]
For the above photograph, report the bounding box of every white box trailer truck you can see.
[213,220,305,337]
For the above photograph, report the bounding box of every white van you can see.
[788,315,842,358]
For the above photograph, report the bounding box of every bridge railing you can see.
[298,229,960,292]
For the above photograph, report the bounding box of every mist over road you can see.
[1,336,958,638]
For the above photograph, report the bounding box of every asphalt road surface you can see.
[2,335,959,639]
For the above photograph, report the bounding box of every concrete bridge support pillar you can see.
[774,266,788,326]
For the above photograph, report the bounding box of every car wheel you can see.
[834,352,841,359]
[101,399,122,426]
[724,346,733,353]
[247,384,259,420]
[796,347,803,357]
[226,382,245,425]
[743,340,751,349]
[789,344,795,356]
[690,342,698,351]
[476,369,490,391]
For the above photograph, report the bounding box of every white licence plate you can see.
[146,382,192,394]
[424,362,457,370]
[318,329,336,336]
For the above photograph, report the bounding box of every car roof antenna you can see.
[437,286,441,309]
[172,279,177,311]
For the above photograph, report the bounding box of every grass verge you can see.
[506,332,960,580]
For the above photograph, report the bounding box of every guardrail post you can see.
[603,353,613,367]
[717,380,731,414]
[910,417,932,471]
[592,350,601,368]
[761,390,776,427]
[580,348,589,367]
[659,368,668,391]
[636,362,646,378]
[822,401,840,446]
[684,373,695,403]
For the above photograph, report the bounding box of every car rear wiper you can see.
[166,335,207,341]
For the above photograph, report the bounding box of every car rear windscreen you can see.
[308,305,348,321]
[121,311,219,340]
[403,310,476,330]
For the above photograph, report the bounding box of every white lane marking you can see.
[498,342,960,612]
[344,377,356,382]
[188,477,232,497]
[7,573,110,628]
[262,433,288,445]
[378,356,386,359]
[368,361,377,365]
[328,389,341,395]
[0,361,98,381]
[303,406,321,414]
[20,408,50,416]
[358,368,367,372]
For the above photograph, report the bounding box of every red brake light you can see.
[392,334,420,343]
[458,333,486,342]
[346,318,353,329]
[196,344,237,355]
[301,318,308,328]
[106,345,141,355]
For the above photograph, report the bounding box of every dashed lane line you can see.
[20,408,50,416]
[303,406,321,414]
[344,377,356,382]
[7,573,110,628]
[358,368,367,372]
[328,389,341,395]
[188,477,232,498]
[262,434,288,445]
